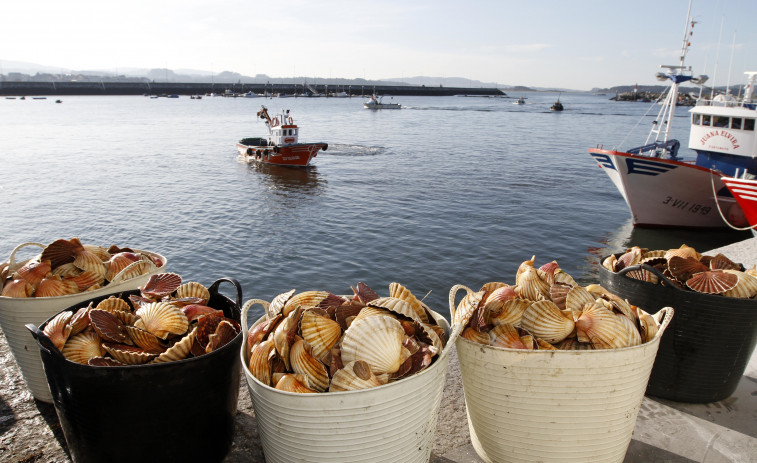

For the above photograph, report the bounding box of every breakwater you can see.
[0,81,505,97]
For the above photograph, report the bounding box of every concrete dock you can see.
[1,238,756,462]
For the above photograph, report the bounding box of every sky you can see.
[1,0,756,91]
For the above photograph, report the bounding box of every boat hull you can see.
[721,177,757,235]
[588,148,744,228]
[237,142,327,167]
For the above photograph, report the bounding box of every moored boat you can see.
[236,105,328,167]
[721,175,757,236]
[550,96,563,111]
[363,94,401,109]
[588,3,756,229]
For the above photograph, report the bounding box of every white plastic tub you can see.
[450,285,673,463]
[240,298,456,463]
[0,242,166,402]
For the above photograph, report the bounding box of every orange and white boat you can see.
[237,106,328,167]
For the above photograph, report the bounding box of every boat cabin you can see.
[257,106,300,146]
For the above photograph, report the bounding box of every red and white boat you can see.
[721,175,757,236]
[237,106,328,167]
[588,3,757,229]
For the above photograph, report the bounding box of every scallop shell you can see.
[276,374,319,393]
[206,320,239,353]
[341,314,404,375]
[268,289,296,319]
[482,286,518,316]
[637,308,659,343]
[461,327,490,345]
[564,286,596,313]
[665,244,701,261]
[554,269,577,287]
[625,267,660,285]
[602,255,617,272]
[352,306,390,324]
[489,324,528,349]
[388,282,429,323]
[68,269,106,291]
[351,281,380,304]
[520,300,575,344]
[117,259,153,281]
[451,287,485,328]
[43,311,73,350]
[136,302,189,339]
[152,327,197,363]
[614,247,643,271]
[685,270,738,294]
[83,244,111,262]
[273,308,302,370]
[35,276,80,297]
[283,290,333,316]
[73,249,107,278]
[1,279,33,297]
[140,273,182,299]
[175,281,210,304]
[40,238,79,268]
[575,302,632,349]
[489,298,531,327]
[616,312,643,347]
[479,281,508,298]
[722,270,757,298]
[367,296,419,321]
[538,261,560,285]
[300,309,342,361]
[549,282,572,310]
[62,331,105,364]
[248,338,275,386]
[182,304,224,322]
[514,267,550,301]
[51,262,81,278]
[706,253,741,271]
[95,296,132,313]
[556,338,594,350]
[15,259,51,286]
[668,256,709,283]
[329,360,385,392]
[68,305,92,336]
[289,337,331,392]
[124,325,166,353]
[102,342,158,365]
[112,309,139,326]
[89,309,131,344]
[536,339,558,351]
[88,357,124,367]
[105,252,140,281]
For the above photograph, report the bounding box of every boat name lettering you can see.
[699,130,740,149]
[661,197,711,215]
[283,156,299,161]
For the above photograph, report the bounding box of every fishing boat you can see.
[550,96,563,111]
[721,174,757,236]
[236,105,328,167]
[363,94,401,109]
[514,96,526,105]
[587,3,756,228]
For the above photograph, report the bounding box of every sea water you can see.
[0,93,747,320]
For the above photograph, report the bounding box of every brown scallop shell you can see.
[625,268,659,285]
[182,304,224,322]
[35,276,80,297]
[520,300,575,344]
[152,327,197,363]
[247,338,275,386]
[350,281,380,304]
[105,252,140,281]
[40,238,80,268]
[123,325,166,353]
[88,356,125,367]
[461,327,490,345]
[68,269,106,291]
[136,302,189,339]
[62,331,105,364]
[549,282,571,310]
[614,247,643,271]
[685,270,738,294]
[300,309,342,361]
[69,305,92,336]
[668,256,709,283]
[1,279,33,298]
[388,282,429,323]
[289,337,330,392]
[175,281,210,304]
[89,309,131,344]
[73,249,107,277]
[15,259,52,286]
[367,296,419,321]
[706,253,741,271]
[283,290,332,316]
[82,244,111,262]
[276,373,319,393]
[140,273,182,299]
[102,342,158,365]
[43,311,73,350]
[96,296,132,313]
[329,360,385,392]
[489,324,529,349]
[206,320,239,353]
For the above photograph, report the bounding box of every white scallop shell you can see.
[300,309,342,361]
[289,337,330,392]
[175,281,211,304]
[520,300,575,344]
[135,302,189,339]
[388,282,429,323]
[329,360,386,392]
[340,314,404,375]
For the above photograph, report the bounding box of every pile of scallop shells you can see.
[245,282,447,393]
[0,237,164,298]
[603,244,757,298]
[453,257,659,351]
[43,273,240,366]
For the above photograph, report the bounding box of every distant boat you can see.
[513,96,526,105]
[55,99,62,104]
[32,97,47,100]
[236,105,328,167]
[550,95,563,111]
[243,91,261,98]
[363,94,401,109]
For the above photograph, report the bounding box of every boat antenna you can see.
[709,14,725,99]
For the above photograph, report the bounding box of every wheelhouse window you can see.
[745,118,755,131]
[702,115,711,126]
[731,118,742,130]
[713,116,729,128]
[692,114,702,125]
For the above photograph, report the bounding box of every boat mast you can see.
[646,0,695,147]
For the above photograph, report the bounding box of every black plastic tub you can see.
[27,277,243,463]
[599,258,757,403]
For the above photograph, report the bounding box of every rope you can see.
[709,173,757,231]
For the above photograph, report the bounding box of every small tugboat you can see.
[550,95,563,111]
[513,96,526,105]
[720,174,757,236]
[236,105,328,167]
[587,1,756,228]
[363,94,401,109]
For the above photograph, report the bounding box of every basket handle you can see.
[26,323,63,358]
[208,277,243,321]
[241,298,270,334]
[7,242,45,274]
[617,263,682,290]
[652,306,674,339]
[448,284,475,342]
[109,256,158,285]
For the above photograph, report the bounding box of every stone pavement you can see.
[1,238,756,462]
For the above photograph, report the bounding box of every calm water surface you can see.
[0,93,747,320]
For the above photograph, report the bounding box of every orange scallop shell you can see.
[175,281,210,304]
[1,279,33,298]
[35,276,80,297]
[136,302,189,339]
[43,311,73,350]
[62,331,105,364]
[15,259,52,286]
[151,327,197,363]
[685,270,738,294]
[276,373,319,393]
[102,342,158,365]
[123,325,166,353]
[206,320,239,353]
[289,337,330,392]
[329,360,384,392]
[489,324,529,349]
[140,273,182,299]
[96,296,132,313]
[105,252,140,281]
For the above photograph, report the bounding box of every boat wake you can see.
[322,144,385,156]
